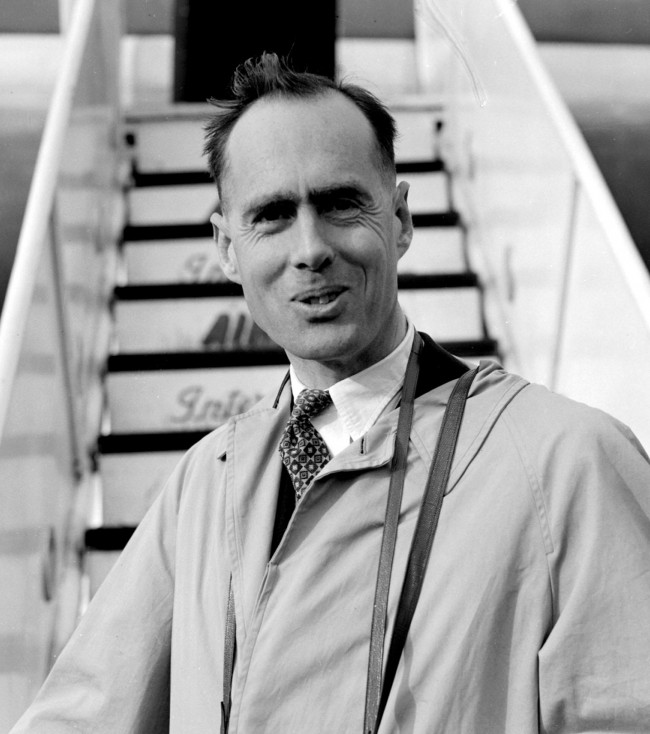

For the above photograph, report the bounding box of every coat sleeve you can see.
[510,394,650,733]
[8,447,198,734]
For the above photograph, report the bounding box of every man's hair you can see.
[203,53,397,195]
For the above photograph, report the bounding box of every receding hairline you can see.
[218,89,396,208]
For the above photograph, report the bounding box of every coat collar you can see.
[266,331,469,408]
[224,336,526,632]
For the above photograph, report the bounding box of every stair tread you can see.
[107,349,288,371]
[85,526,136,551]
[98,430,212,454]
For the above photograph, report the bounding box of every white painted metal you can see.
[401,171,449,215]
[429,0,650,447]
[58,0,79,32]
[0,0,96,440]
[85,550,121,598]
[128,115,207,173]
[0,241,79,732]
[555,190,650,449]
[114,296,268,352]
[399,288,483,341]
[400,226,465,274]
[128,184,218,226]
[101,452,184,524]
[337,38,421,98]
[107,365,288,432]
[123,238,226,284]
[393,110,441,161]
[0,0,123,723]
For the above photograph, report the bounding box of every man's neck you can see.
[287,312,409,389]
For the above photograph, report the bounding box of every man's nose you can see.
[289,209,334,270]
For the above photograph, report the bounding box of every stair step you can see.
[106,363,289,433]
[112,278,483,354]
[126,171,450,226]
[121,224,466,285]
[130,159,444,189]
[107,349,287,371]
[127,116,207,174]
[122,237,227,284]
[85,525,135,551]
[114,292,274,353]
[132,170,213,187]
[392,110,444,162]
[105,337,497,375]
[84,527,133,595]
[85,549,122,597]
[98,430,211,453]
[400,226,466,274]
[99,451,183,525]
[402,171,449,215]
[127,109,444,174]
[127,183,218,226]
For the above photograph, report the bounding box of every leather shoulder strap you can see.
[371,366,477,732]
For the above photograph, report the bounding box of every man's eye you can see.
[256,203,293,224]
[326,199,358,214]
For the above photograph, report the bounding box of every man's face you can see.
[212,92,412,383]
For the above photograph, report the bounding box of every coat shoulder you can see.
[504,380,645,456]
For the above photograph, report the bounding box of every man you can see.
[11,54,650,733]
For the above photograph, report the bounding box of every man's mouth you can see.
[295,287,345,306]
[304,292,339,305]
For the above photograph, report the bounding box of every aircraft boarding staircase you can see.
[6,1,650,727]
[84,105,500,593]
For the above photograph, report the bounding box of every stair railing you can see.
[416,0,650,448]
[0,0,123,728]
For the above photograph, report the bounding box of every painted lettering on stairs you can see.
[203,312,277,351]
[170,385,264,427]
[181,253,228,283]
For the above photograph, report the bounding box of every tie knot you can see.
[292,389,332,421]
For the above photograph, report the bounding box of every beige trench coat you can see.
[11,361,650,733]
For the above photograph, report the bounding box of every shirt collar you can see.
[289,322,416,442]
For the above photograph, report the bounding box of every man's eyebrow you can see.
[242,184,370,219]
[309,184,369,202]
[243,190,298,219]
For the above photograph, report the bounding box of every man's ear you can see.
[393,181,413,259]
[210,208,242,284]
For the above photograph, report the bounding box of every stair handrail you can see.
[495,0,650,332]
[0,0,97,442]
[420,0,650,445]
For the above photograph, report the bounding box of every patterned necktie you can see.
[279,388,333,501]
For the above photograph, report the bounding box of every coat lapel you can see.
[226,378,292,634]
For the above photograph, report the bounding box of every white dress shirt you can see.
[289,322,416,456]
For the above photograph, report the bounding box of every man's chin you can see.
[282,330,359,365]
